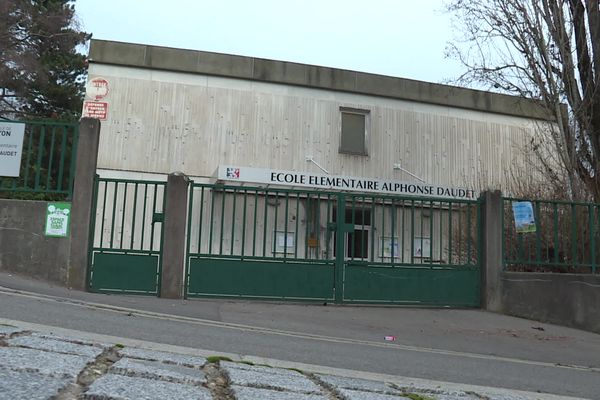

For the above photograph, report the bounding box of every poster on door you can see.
[413,237,431,258]
[380,237,399,258]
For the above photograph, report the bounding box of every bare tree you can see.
[446,0,600,201]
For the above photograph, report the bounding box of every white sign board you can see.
[85,77,109,100]
[0,122,26,177]
[216,165,477,200]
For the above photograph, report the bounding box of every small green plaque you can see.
[45,202,71,237]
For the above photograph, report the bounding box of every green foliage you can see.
[0,0,89,121]
[206,355,234,363]
[402,394,434,400]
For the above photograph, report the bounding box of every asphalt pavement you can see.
[0,272,599,399]
[0,320,587,400]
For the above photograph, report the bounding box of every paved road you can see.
[0,322,580,400]
[0,273,598,399]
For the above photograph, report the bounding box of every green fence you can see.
[503,197,599,273]
[88,177,166,295]
[186,183,481,306]
[0,120,79,199]
[339,193,481,267]
[185,184,338,300]
[339,193,481,305]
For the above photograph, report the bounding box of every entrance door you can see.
[185,185,337,301]
[331,193,481,307]
[183,184,481,306]
[332,206,371,261]
[88,176,166,295]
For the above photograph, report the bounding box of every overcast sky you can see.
[75,0,463,84]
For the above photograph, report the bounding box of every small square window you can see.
[340,108,369,156]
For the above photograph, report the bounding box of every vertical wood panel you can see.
[94,70,543,192]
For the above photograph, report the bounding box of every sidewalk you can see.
[0,319,587,400]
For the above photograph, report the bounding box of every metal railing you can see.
[186,183,338,264]
[342,193,481,268]
[89,177,166,254]
[186,183,481,268]
[503,197,599,273]
[0,120,79,199]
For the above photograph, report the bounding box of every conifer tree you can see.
[0,0,88,120]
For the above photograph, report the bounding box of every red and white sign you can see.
[83,101,108,120]
[86,77,109,100]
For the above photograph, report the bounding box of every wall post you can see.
[481,190,503,311]
[68,118,101,290]
[160,173,190,299]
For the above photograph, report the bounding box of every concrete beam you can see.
[88,39,551,121]
[68,118,101,290]
[160,173,189,299]
[481,190,503,311]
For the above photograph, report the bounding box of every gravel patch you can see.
[232,385,328,400]
[221,361,302,377]
[0,347,91,378]
[318,374,399,394]
[110,357,206,385]
[0,368,69,400]
[117,347,206,367]
[340,388,414,400]
[8,336,105,358]
[225,366,322,394]
[0,325,22,337]
[83,374,212,400]
[31,332,112,349]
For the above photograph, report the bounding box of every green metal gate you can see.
[337,193,481,306]
[185,183,481,306]
[185,184,337,301]
[88,177,166,295]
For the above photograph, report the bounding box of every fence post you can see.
[160,172,190,299]
[481,190,503,311]
[68,118,101,290]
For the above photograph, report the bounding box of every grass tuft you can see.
[403,394,435,400]
[206,355,233,363]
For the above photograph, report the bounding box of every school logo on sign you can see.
[226,167,240,179]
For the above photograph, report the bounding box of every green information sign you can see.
[45,202,71,237]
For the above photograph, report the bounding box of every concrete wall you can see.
[0,119,100,289]
[500,272,600,334]
[89,39,550,120]
[86,40,556,194]
[87,63,545,192]
[0,200,71,285]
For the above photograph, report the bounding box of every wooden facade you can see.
[86,40,550,193]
